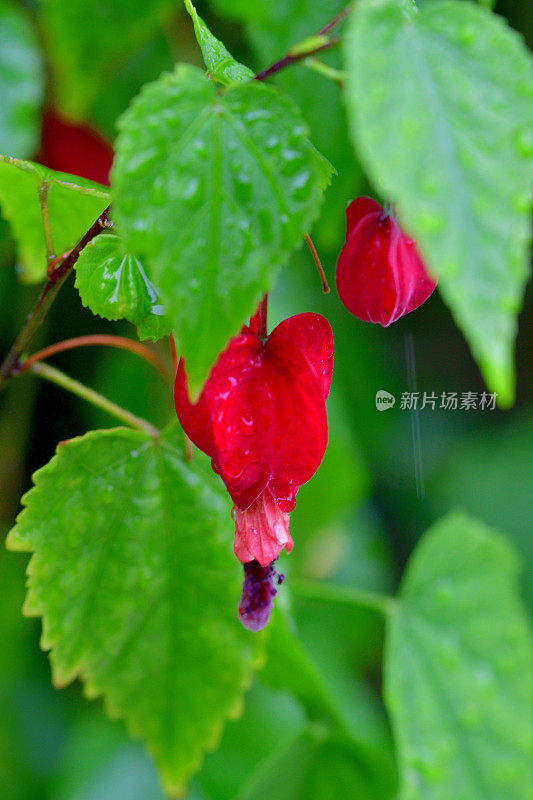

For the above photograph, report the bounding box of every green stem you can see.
[303,58,346,86]
[290,578,397,616]
[0,206,110,389]
[30,362,159,438]
[38,181,55,263]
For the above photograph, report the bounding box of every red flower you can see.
[37,108,114,186]
[175,311,333,568]
[336,197,436,326]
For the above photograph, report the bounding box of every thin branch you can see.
[0,206,110,389]
[38,181,55,263]
[304,233,330,293]
[254,3,352,82]
[30,361,160,437]
[259,294,268,338]
[303,58,346,87]
[169,333,178,377]
[317,5,353,36]
[17,334,173,387]
[254,37,340,82]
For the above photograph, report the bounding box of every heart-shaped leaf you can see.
[7,425,262,795]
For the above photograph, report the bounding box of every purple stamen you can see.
[238,559,282,632]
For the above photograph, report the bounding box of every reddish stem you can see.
[259,295,268,338]
[169,333,179,377]
[17,335,172,386]
[0,206,110,388]
[318,6,352,36]
[184,435,194,461]
[254,38,339,82]
[305,233,330,293]
[254,4,350,83]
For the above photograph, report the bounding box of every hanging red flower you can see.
[37,108,114,186]
[175,308,333,628]
[336,197,437,326]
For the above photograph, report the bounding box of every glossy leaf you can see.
[74,232,172,339]
[216,0,363,249]
[112,63,332,396]
[7,426,261,795]
[74,234,152,323]
[384,511,533,800]
[0,157,109,283]
[344,0,533,404]
[184,0,255,85]
[135,304,173,342]
[0,0,44,158]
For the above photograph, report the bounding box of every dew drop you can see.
[511,191,530,214]
[417,210,445,233]
[434,578,453,606]
[517,79,533,99]
[458,24,476,45]
[244,108,269,122]
[459,703,481,729]
[441,631,461,668]
[513,126,533,158]
[291,171,310,192]
[406,768,423,789]
[192,138,206,154]
[150,182,167,206]
[183,177,200,200]
[233,173,252,204]
[400,117,424,140]
[419,174,440,196]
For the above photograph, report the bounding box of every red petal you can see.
[387,227,437,323]
[175,314,332,512]
[38,109,113,186]
[345,196,381,235]
[206,332,271,509]
[233,487,293,566]
[336,199,436,326]
[174,359,216,458]
[268,312,334,399]
[261,331,328,510]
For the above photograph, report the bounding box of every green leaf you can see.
[344,0,533,405]
[74,234,152,323]
[216,0,364,250]
[6,425,261,795]
[39,0,176,117]
[0,0,44,158]
[0,157,110,283]
[427,412,533,613]
[112,63,332,396]
[384,511,533,800]
[135,304,173,343]
[184,0,255,85]
[74,232,172,339]
[238,726,394,800]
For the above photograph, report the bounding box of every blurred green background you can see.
[0,1,531,798]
